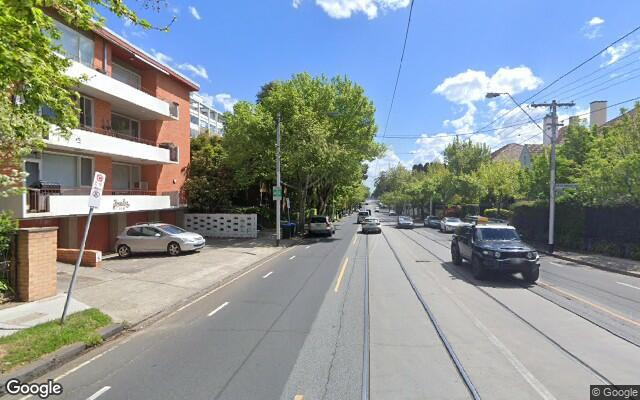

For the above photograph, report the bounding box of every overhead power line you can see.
[380,0,415,141]
[476,23,640,133]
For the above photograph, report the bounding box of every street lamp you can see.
[485,92,543,133]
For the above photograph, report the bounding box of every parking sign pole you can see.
[60,207,94,324]
[61,172,105,324]
[275,113,281,246]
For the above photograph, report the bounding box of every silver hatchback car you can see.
[115,223,205,257]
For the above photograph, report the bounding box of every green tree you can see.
[443,137,491,175]
[224,73,383,227]
[184,133,234,212]
[478,161,523,212]
[577,104,640,205]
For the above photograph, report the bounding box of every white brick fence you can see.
[184,214,258,238]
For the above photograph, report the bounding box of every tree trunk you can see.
[429,196,433,216]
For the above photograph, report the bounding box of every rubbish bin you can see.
[281,222,297,238]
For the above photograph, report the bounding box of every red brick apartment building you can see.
[0,19,199,252]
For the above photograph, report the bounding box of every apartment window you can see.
[190,115,199,125]
[112,163,141,190]
[41,153,93,187]
[39,105,57,121]
[79,96,93,128]
[190,102,198,112]
[52,20,94,67]
[112,62,141,89]
[190,127,199,137]
[200,106,209,119]
[111,113,139,138]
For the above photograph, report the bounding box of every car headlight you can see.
[482,250,490,255]
[494,251,501,258]
[526,251,537,259]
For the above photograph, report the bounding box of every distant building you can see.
[490,143,523,162]
[590,100,608,127]
[519,144,546,168]
[190,93,225,137]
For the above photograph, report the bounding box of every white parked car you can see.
[309,215,335,236]
[362,217,381,234]
[440,217,464,233]
[115,223,205,257]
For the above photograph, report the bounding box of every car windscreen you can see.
[476,228,520,241]
[359,212,369,216]
[157,224,186,234]
[365,218,379,223]
[445,218,461,222]
[310,217,327,223]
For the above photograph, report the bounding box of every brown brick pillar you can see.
[15,227,58,301]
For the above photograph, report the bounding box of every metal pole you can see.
[61,207,94,323]
[276,113,281,246]
[532,100,574,254]
[548,102,557,253]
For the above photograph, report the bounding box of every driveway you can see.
[56,234,291,325]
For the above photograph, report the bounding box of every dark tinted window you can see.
[140,227,162,237]
[476,228,519,241]
[311,216,327,223]
[126,227,143,236]
[158,224,186,234]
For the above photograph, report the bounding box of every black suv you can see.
[451,224,540,283]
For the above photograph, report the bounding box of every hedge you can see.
[482,208,513,220]
[511,200,640,260]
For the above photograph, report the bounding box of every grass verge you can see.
[0,308,111,373]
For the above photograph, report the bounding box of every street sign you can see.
[88,172,106,208]
[273,186,283,200]
[555,183,578,190]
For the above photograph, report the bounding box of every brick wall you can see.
[15,227,58,302]
[57,248,102,267]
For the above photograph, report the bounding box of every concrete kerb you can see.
[0,322,124,395]
[0,237,303,393]
[540,250,640,278]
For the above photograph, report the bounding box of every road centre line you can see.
[289,255,296,260]
[352,234,357,245]
[208,302,229,317]
[305,245,310,249]
[294,395,304,400]
[262,271,274,279]
[334,257,349,293]
[86,386,111,400]
[617,281,640,291]
[538,282,640,326]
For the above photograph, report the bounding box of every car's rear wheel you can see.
[117,244,131,258]
[167,242,181,256]
[522,267,539,284]
[451,243,462,265]
[471,255,486,280]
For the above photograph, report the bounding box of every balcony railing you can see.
[78,124,158,147]
[26,187,182,213]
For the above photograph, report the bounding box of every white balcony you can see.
[0,189,182,219]
[66,60,177,121]
[46,127,176,165]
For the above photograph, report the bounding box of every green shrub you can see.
[0,212,17,256]
[483,208,513,220]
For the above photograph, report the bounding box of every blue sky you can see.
[105,1,640,187]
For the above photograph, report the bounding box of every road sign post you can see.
[61,172,105,324]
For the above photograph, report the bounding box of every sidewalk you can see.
[0,231,299,336]
[537,246,640,277]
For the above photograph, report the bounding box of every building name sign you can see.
[112,199,131,211]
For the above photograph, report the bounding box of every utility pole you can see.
[275,113,282,247]
[531,100,574,253]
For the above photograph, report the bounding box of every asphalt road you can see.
[6,202,640,400]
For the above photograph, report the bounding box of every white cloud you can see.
[188,6,201,20]
[124,18,133,27]
[178,63,209,80]
[199,92,240,113]
[602,41,639,65]
[150,49,173,65]
[366,147,403,188]
[433,66,542,136]
[301,0,410,19]
[433,67,542,105]
[214,93,239,112]
[583,16,604,39]
[588,16,604,26]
